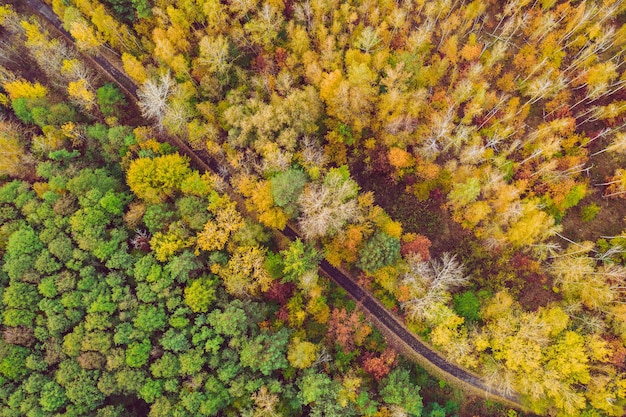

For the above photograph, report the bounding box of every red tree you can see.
[401,235,432,261]
[362,348,397,381]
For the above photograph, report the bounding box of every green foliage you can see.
[281,238,320,283]
[38,276,58,298]
[39,381,67,412]
[159,328,189,353]
[3,225,43,280]
[102,0,151,22]
[380,368,423,416]
[202,376,230,415]
[207,301,249,339]
[299,371,339,405]
[175,196,210,230]
[67,168,122,201]
[150,352,180,379]
[143,203,175,233]
[3,280,40,310]
[133,304,166,334]
[239,328,291,375]
[264,251,284,279]
[270,168,308,217]
[99,190,128,216]
[126,340,151,368]
[561,184,587,212]
[231,220,271,247]
[453,291,481,323]
[15,99,76,128]
[165,250,202,283]
[96,83,127,118]
[0,342,29,380]
[580,203,601,222]
[11,97,35,124]
[179,348,205,376]
[139,379,163,404]
[356,232,401,273]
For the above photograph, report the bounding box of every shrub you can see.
[580,203,601,222]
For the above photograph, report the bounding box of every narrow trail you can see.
[21,0,525,410]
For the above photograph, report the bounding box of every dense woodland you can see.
[0,0,626,416]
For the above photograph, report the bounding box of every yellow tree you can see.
[150,228,194,262]
[505,200,561,248]
[0,120,28,177]
[287,337,318,369]
[90,5,141,53]
[215,245,272,297]
[126,153,192,203]
[3,79,47,100]
[551,249,624,311]
[67,79,96,110]
[63,7,103,53]
[196,200,244,252]
[122,53,148,84]
[235,175,289,230]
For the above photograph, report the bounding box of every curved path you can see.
[21,0,524,409]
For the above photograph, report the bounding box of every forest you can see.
[0,0,625,416]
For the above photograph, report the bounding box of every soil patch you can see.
[349,159,469,255]
[560,150,626,242]
[517,274,560,311]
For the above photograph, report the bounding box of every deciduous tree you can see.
[298,166,361,240]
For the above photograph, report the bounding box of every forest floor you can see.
[560,151,626,243]
[349,158,469,255]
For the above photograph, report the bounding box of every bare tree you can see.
[401,252,469,321]
[137,72,174,129]
[298,169,361,240]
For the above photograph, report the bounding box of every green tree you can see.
[126,339,151,368]
[0,342,29,381]
[150,352,180,379]
[356,232,401,273]
[96,83,127,118]
[270,168,308,217]
[380,368,423,416]
[281,238,320,283]
[39,381,67,412]
[179,348,205,376]
[139,379,163,404]
[176,196,210,230]
[159,328,189,353]
[55,360,105,411]
[143,203,175,233]
[3,225,43,280]
[298,370,349,416]
[201,376,231,415]
[207,301,249,341]
[453,291,481,323]
[133,304,166,334]
[239,328,291,376]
